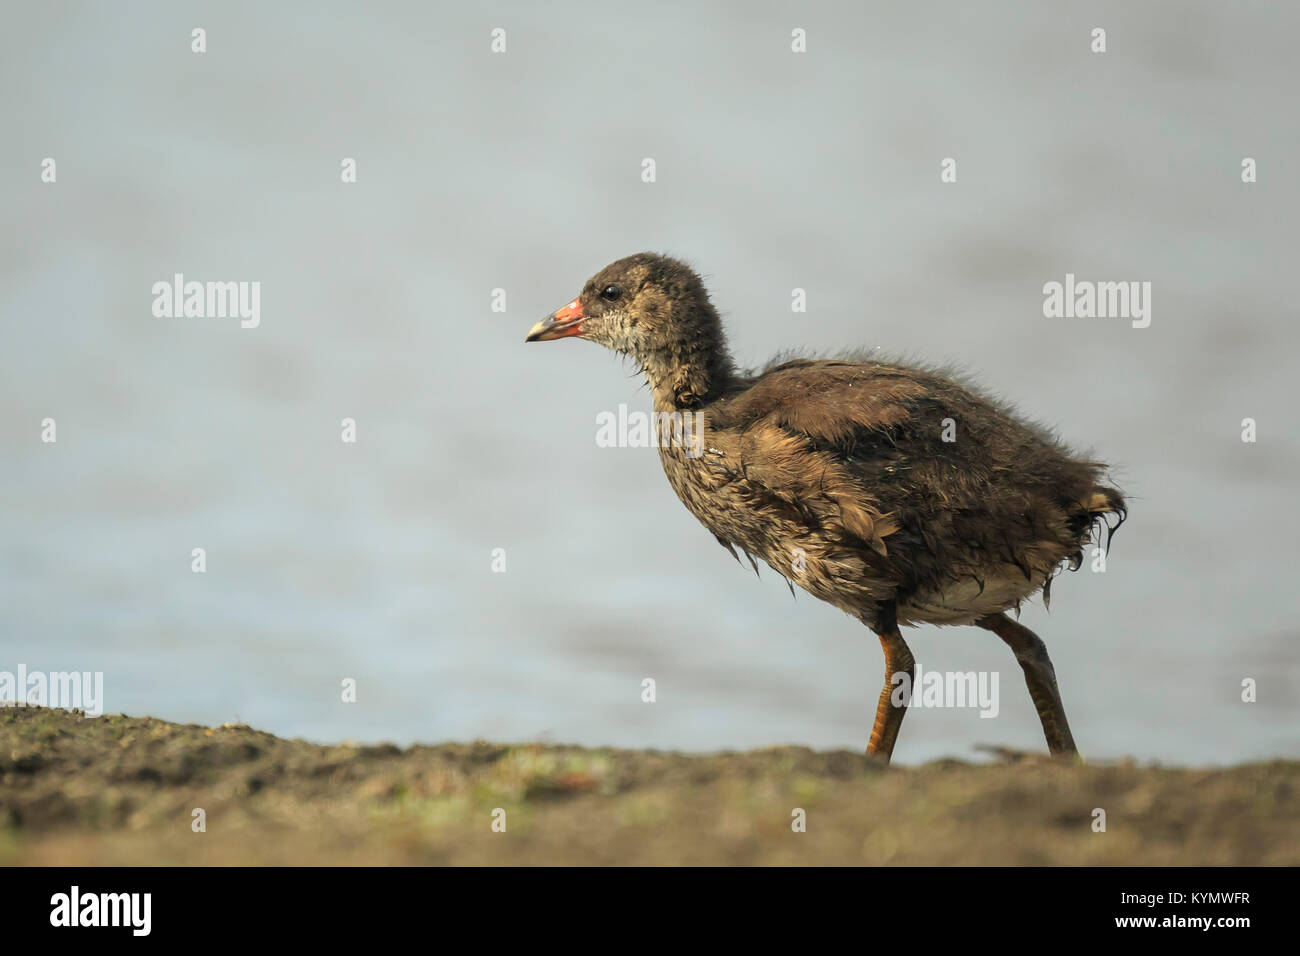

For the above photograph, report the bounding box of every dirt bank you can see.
[1,708,1294,865]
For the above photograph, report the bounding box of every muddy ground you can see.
[1,708,1295,865]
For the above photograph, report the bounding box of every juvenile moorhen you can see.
[526,253,1125,762]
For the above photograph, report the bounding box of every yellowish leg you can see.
[865,606,915,762]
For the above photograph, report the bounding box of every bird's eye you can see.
[601,285,622,301]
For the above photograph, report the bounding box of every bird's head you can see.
[528,252,730,382]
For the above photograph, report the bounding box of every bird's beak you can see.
[526,298,585,342]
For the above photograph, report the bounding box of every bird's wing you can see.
[702,361,935,556]
[705,359,1112,572]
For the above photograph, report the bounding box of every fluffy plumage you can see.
[528,251,1127,759]
[543,252,1124,629]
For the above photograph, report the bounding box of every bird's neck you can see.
[642,313,739,412]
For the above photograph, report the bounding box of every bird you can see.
[526,253,1125,763]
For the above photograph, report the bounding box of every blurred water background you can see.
[2,1,1297,763]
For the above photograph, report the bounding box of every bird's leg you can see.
[864,603,914,762]
[977,612,1078,756]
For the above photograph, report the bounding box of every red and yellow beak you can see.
[525,298,585,342]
